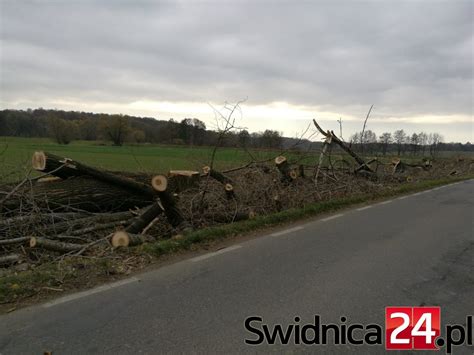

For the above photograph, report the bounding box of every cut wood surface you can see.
[111,231,150,248]
[151,175,168,192]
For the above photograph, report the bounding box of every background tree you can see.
[418,132,428,155]
[260,130,282,149]
[361,130,377,154]
[379,132,392,155]
[47,116,77,144]
[78,118,99,140]
[429,133,443,157]
[410,133,420,155]
[132,129,146,143]
[238,129,250,147]
[179,118,206,145]
[393,129,407,156]
[100,115,130,146]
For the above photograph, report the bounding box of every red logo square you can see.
[385,306,441,350]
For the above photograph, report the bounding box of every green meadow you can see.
[0,137,283,181]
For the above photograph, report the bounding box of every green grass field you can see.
[1,136,469,183]
[0,137,282,181]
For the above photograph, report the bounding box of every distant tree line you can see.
[0,109,471,155]
[349,129,472,157]
[0,109,287,149]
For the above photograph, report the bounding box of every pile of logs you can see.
[0,120,471,270]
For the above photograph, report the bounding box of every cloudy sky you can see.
[1,0,472,142]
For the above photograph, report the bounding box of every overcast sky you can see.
[1,0,472,142]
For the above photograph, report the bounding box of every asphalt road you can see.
[1,180,473,354]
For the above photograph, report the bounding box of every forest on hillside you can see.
[0,109,472,155]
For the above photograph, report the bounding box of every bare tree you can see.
[410,133,420,155]
[418,132,428,156]
[379,132,392,155]
[429,133,443,157]
[393,129,407,156]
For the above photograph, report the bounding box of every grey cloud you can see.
[0,0,472,119]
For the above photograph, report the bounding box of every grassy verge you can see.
[1,175,472,311]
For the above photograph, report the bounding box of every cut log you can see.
[355,158,377,173]
[151,175,168,192]
[275,156,294,183]
[168,170,200,192]
[224,183,235,199]
[392,158,433,175]
[32,151,156,198]
[202,166,233,185]
[298,165,305,178]
[29,237,82,253]
[2,176,154,214]
[203,167,236,199]
[41,211,134,236]
[392,158,404,174]
[0,254,20,266]
[289,169,298,180]
[151,175,191,231]
[0,237,30,246]
[67,220,130,237]
[0,212,88,235]
[32,151,80,179]
[125,202,164,234]
[111,231,150,248]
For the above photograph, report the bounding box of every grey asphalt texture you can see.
[0,180,473,354]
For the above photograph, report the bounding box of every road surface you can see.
[1,180,473,354]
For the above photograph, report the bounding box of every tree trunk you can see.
[275,156,295,183]
[0,212,88,236]
[151,175,192,232]
[312,120,374,174]
[168,170,200,193]
[202,166,233,184]
[125,202,163,234]
[39,211,135,236]
[203,167,236,199]
[0,237,30,246]
[29,237,83,252]
[32,151,156,198]
[2,177,154,213]
[314,135,332,183]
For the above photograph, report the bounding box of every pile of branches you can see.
[1,120,472,270]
